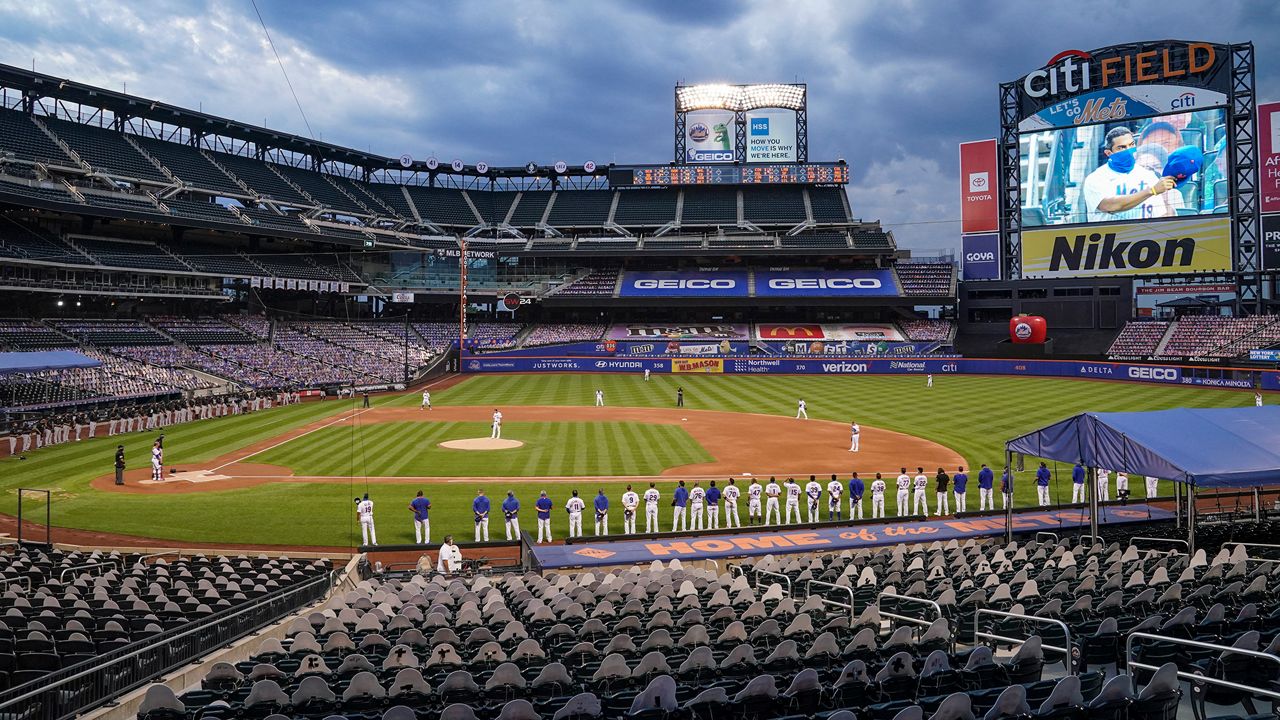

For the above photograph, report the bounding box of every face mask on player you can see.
[1106,147,1136,174]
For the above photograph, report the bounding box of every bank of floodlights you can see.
[676,83,806,112]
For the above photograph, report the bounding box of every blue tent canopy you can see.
[1005,406,1280,489]
[0,350,100,374]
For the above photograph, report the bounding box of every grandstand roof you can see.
[0,349,100,373]
[1006,407,1280,489]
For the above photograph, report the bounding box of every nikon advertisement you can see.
[1021,217,1232,278]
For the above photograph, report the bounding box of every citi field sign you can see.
[1012,41,1231,125]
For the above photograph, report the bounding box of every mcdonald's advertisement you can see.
[1021,217,1232,278]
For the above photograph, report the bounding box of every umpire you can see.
[114,445,125,486]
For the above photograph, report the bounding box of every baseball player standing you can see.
[150,439,164,482]
[688,483,706,531]
[1036,462,1052,506]
[643,483,661,533]
[805,476,822,523]
[977,464,994,511]
[1071,462,1087,504]
[927,374,933,388]
[748,478,764,525]
[849,421,860,452]
[593,490,610,536]
[1001,466,1013,509]
[870,473,887,519]
[356,493,376,546]
[409,490,431,544]
[473,490,491,542]
[764,477,781,525]
[490,409,503,439]
[1096,468,1110,502]
[848,472,864,520]
[784,478,802,524]
[421,390,431,409]
[796,399,808,420]
[535,491,554,543]
[595,389,604,407]
[934,468,950,515]
[723,479,741,528]
[621,485,639,535]
[953,466,968,513]
[565,490,585,538]
[913,467,930,516]
[1115,471,1129,499]
[1145,475,1160,499]
[827,474,843,521]
[1257,391,1264,407]
[672,481,688,532]
[676,387,684,407]
[644,368,651,381]
[705,481,721,529]
[502,491,520,540]
[895,468,911,517]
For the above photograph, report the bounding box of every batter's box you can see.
[574,547,616,559]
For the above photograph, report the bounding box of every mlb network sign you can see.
[961,234,1001,280]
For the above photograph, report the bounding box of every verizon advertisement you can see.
[1260,101,1280,215]
[959,140,999,234]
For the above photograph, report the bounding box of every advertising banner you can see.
[961,234,1002,280]
[754,270,899,297]
[1021,217,1232,278]
[745,109,798,163]
[1260,101,1280,214]
[684,110,736,164]
[1136,283,1236,295]
[607,324,750,341]
[1020,87,1227,132]
[617,271,749,298]
[672,358,724,374]
[756,323,906,342]
[1264,214,1280,271]
[959,140,999,233]
[761,341,944,357]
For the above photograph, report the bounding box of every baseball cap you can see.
[1163,145,1205,188]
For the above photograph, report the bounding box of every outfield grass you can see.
[253,421,711,477]
[0,373,1257,547]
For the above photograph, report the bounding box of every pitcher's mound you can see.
[439,438,525,451]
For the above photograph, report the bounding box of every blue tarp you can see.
[0,350,100,374]
[1006,407,1280,489]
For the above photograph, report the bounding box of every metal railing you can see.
[1034,532,1060,543]
[1077,534,1103,546]
[1128,537,1190,554]
[876,590,941,628]
[803,579,855,617]
[754,568,792,597]
[0,571,332,720]
[57,560,120,583]
[0,575,30,592]
[974,608,1073,674]
[1125,632,1280,702]
[1221,541,1280,565]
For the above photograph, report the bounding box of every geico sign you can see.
[966,252,996,262]
[767,278,882,290]
[1127,366,1178,381]
[634,279,737,289]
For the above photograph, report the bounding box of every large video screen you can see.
[1019,107,1228,228]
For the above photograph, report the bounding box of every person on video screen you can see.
[1083,126,1176,223]
[1133,144,1182,218]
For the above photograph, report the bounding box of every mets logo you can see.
[1014,322,1033,340]
[574,547,616,559]
[467,360,481,371]
[688,123,710,142]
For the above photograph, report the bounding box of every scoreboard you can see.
[614,163,847,187]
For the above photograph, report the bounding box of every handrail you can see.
[804,579,855,617]
[57,560,120,583]
[1128,537,1189,554]
[1035,532,1060,544]
[754,568,792,597]
[1077,535,1102,546]
[876,590,941,628]
[974,608,1073,674]
[1125,631,1280,702]
[1,575,30,592]
[135,550,185,564]
[1221,541,1280,564]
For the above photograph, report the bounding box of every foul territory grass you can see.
[0,373,1261,548]
[252,421,711,477]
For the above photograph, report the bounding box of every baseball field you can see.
[0,372,1259,549]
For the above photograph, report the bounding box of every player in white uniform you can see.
[764,478,781,525]
[1082,126,1174,223]
[1097,468,1111,502]
[356,494,376,546]
[927,374,933,388]
[150,441,163,482]
[621,485,639,535]
[595,389,604,407]
[849,421,860,452]
[643,483,660,533]
[565,490,585,538]
[748,479,764,525]
[490,409,503,439]
[421,390,431,409]
[1115,471,1129,498]
[895,469,912,518]
[705,480,720,530]
[1257,391,1264,407]
[913,468,930,516]
[870,473,887,518]
[795,399,808,420]
[827,475,843,521]
[689,484,706,530]
[805,476,822,523]
[644,368,651,381]
[784,478,802,524]
[1145,476,1159,499]
[723,479,741,528]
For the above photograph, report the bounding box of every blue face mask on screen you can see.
[1106,147,1136,173]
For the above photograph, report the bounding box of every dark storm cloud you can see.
[0,0,1276,251]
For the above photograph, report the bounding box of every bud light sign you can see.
[962,234,1002,280]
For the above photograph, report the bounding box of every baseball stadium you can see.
[1,26,1280,720]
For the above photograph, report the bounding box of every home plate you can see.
[139,470,231,485]
[439,438,524,450]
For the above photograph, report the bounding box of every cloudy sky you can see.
[1,0,1276,251]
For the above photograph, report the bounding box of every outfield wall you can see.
[462,354,1280,391]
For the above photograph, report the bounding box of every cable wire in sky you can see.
[249,0,315,139]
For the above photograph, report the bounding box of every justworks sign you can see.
[1020,218,1232,278]
[1017,41,1226,107]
